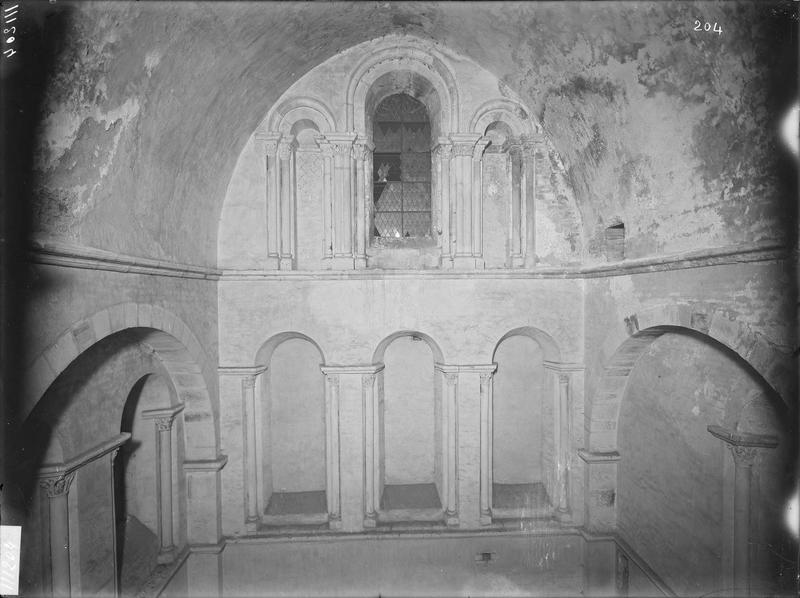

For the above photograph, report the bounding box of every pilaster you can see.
[142,403,186,563]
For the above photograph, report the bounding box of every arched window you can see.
[372,93,432,240]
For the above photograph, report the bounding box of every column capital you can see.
[255,131,282,156]
[242,376,256,391]
[362,373,376,388]
[352,139,374,161]
[730,445,759,466]
[142,403,186,431]
[321,363,384,376]
[707,424,778,467]
[218,365,268,377]
[542,361,585,373]
[277,136,297,159]
[320,133,357,154]
[433,141,453,159]
[435,363,497,375]
[39,472,75,498]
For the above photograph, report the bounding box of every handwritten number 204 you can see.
[695,20,722,35]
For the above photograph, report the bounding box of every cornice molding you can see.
[221,242,789,281]
[27,238,220,280]
[38,433,131,478]
[25,239,787,282]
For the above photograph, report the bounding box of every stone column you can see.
[556,372,572,519]
[142,404,185,564]
[255,132,282,269]
[277,136,297,270]
[508,143,525,267]
[478,367,497,524]
[360,364,384,527]
[708,425,778,597]
[323,372,342,528]
[433,140,453,264]
[444,371,459,524]
[319,140,335,261]
[39,473,75,598]
[324,133,357,269]
[353,140,373,269]
[449,134,479,268]
[521,138,537,268]
[544,361,582,521]
[242,374,260,531]
[471,137,490,269]
[37,434,130,598]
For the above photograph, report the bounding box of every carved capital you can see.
[452,142,475,157]
[39,472,75,498]
[362,374,375,389]
[277,139,295,160]
[327,374,340,388]
[479,372,494,385]
[155,416,176,432]
[255,132,281,157]
[352,141,372,162]
[317,141,334,158]
[558,372,570,386]
[434,143,452,159]
[730,445,758,466]
[242,376,256,392]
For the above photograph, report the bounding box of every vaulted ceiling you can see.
[15,1,797,266]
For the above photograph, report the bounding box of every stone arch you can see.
[264,96,337,134]
[372,330,445,364]
[254,331,327,367]
[21,303,218,461]
[347,39,459,135]
[469,98,538,138]
[587,302,794,453]
[491,326,562,363]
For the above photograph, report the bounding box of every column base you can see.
[452,255,484,270]
[556,508,573,524]
[354,255,368,269]
[157,545,177,564]
[362,515,377,528]
[328,516,343,531]
[445,514,460,527]
[245,518,260,533]
[327,256,355,270]
[278,256,294,270]
[264,256,280,270]
[480,512,493,526]
[510,254,525,268]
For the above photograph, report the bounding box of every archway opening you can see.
[491,334,552,519]
[262,336,327,525]
[616,330,796,596]
[379,333,443,520]
[115,373,180,597]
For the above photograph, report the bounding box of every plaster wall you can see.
[20,262,219,423]
[77,456,116,595]
[617,334,728,595]
[218,34,583,271]
[269,338,326,493]
[493,335,545,484]
[218,277,582,533]
[583,260,795,412]
[481,153,511,269]
[383,336,436,484]
[617,332,793,596]
[122,375,163,536]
